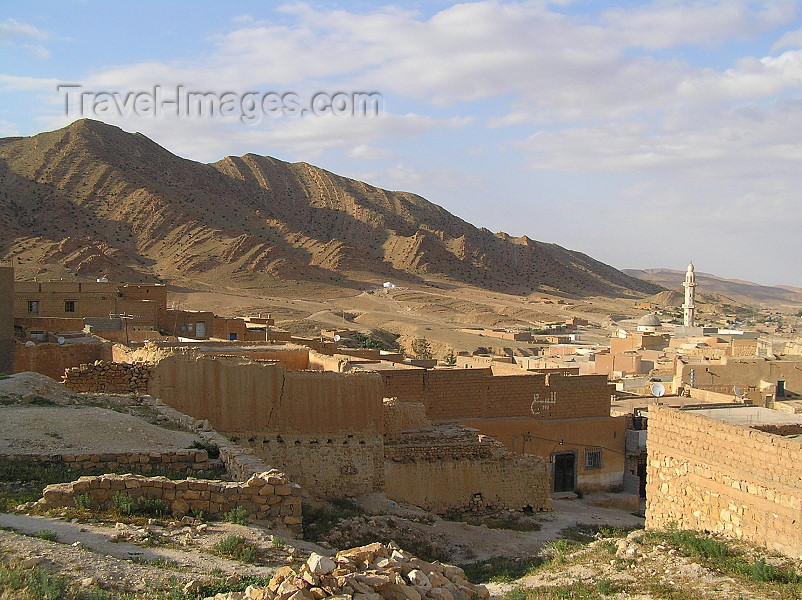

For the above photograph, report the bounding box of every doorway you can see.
[777,380,786,398]
[553,452,576,493]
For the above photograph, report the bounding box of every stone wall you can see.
[2,449,214,474]
[138,396,284,482]
[62,360,152,393]
[231,432,385,499]
[36,471,302,535]
[13,341,113,380]
[384,425,551,513]
[645,405,802,558]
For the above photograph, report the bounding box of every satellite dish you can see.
[57,336,66,345]
[650,383,666,398]
[25,341,35,347]
[733,386,743,399]
[333,334,341,342]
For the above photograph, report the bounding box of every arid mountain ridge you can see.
[0,119,659,297]
[625,268,802,309]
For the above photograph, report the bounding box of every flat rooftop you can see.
[685,406,802,426]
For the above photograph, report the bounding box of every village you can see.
[3,259,802,583]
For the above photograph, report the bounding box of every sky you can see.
[2,1,802,288]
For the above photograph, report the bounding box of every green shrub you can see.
[0,565,27,590]
[26,566,68,600]
[35,529,59,542]
[112,491,136,516]
[224,506,250,525]
[596,579,618,595]
[215,535,257,563]
[134,496,168,517]
[74,492,93,510]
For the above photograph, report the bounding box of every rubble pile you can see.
[204,541,489,600]
[62,360,151,393]
[324,516,451,563]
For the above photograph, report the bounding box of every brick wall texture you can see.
[645,405,802,558]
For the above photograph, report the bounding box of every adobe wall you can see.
[14,281,161,328]
[688,387,744,405]
[36,471,302,534]
[462,416,626,492]
[384,444,551,514]
[0,266,13,374]
[380,369,611,421]
[148,354,385,498]
[645,405,802,558]
[676,359,802,396]
[14,316,85,334]
[13,341,113,380]
[149,354,383,434]
[382,398,430,440]
[63,361,152,393]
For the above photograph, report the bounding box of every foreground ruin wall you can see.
[13,341,112,380]
[149,354,385,498]
[37,471,302,535]
[645,405,802,558]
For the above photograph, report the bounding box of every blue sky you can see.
[3,1,802,288]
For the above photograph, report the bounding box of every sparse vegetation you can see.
[111,492,168,518]
[411,338,433,360]
[215,535,257,563]
[301,497,364,540]
[223,506,250,525]
[461,557,542,583]
[35,529,59,542]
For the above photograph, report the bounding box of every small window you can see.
[27,300,39,314]
[64,300,76,313]
[585,448,602,470]
[30,331,45,341]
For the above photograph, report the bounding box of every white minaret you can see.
[682,262,697,327]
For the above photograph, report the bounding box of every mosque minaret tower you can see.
[682,262,697,327]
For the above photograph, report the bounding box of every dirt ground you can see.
[0,405,204,455]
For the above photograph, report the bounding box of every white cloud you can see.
[347,144,396,160]
[0,18,49,42]
[0,18,53,59]
[0,74,59,91]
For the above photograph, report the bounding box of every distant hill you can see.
[625,268,802,309]
[0,119,660,297]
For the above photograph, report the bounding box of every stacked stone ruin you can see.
[62,360,151,393]
[36,471,302,535]
[204,541,489,600]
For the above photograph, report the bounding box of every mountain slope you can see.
[625,268,802,309]
[0,119,660,297]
